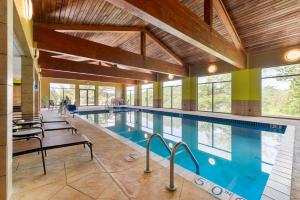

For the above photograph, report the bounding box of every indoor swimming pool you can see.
[79,108,286,200]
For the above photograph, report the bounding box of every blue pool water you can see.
[79,108,286,200]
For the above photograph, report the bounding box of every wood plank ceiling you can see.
[33,0,300,81]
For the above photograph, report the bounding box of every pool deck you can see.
[12,110,216,200]
[12,108,300,200]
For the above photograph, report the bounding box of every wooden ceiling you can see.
[32,0,300,82]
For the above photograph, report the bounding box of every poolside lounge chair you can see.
[42,123,77,134]
[13,134,93,174]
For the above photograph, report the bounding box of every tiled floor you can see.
[12,110,215,200]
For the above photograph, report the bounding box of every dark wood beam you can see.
[38,52,156,81]
[34,26,188,76]
[105,0,246,69]
[213,0,244,50]
[140,31,146,56]
[146,30,184,66]
[204,0,213,26]
[34,23,144,33]
[41,69,137,84]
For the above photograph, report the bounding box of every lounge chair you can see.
[13,134,93,174]
[42,123,77,134]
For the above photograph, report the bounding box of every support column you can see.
[95,85,99,106]
[75,84,80,106]
[0,0,13,198]
[232,68,261,116]
[153,81,163,108]
[21,57,35,113]
[135,84,141,106]
[182,77,197,111]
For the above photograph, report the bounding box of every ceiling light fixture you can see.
[23,0,33,20]
[168,74,174,80]
[207,64,217,73]
[285,49,300,62]
[144,80,148,84]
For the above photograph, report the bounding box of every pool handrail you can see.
[167,141,200,191]
[144,133,171,173]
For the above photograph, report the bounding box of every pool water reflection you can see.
[81,110,284,200]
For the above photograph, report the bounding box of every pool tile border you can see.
[75,107,296,200]
[261,125,295,200]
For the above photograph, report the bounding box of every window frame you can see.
[163,80,182,109]
[79,85,96,106]
[141,84,153,107]
[98,86,116,106]
[197,75,232,113]
[261,65,300,119]
[126,86,135,106]
[49,83,76,105]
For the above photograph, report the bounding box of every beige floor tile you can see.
[13,163,66,193]
[68,172,114,199]
[11,181,66,200]
[50,185,94,200]
[66,161,104,182]
[97,181,128,200]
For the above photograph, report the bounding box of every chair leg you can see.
[83,144,85,148]
[89,143,93,160]
[41,149,46,175]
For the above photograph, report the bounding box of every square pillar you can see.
[21,57,35,113]
[135,84,141,106]
[0,0,13,198]
[232,68,261,116]
[95,85,99,106]
[75,84,80,106]
[182,77,197,111]
[153,81,162,108]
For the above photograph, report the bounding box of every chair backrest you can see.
[67,105,77,112]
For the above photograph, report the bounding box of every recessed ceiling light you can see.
[168,74,174,80]
[285,49,300,62]
[208,64,217,73]
[144,80,148,84]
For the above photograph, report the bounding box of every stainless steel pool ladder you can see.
[144,133,171,173]
[167,142,200,191]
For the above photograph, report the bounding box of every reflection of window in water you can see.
[126,112,135,127]
[87,114,95,123]
[197,122,232,160]
[163,116,182,142]
[141,112,154,133]
[98,113,115,127]
[261,131,282,173]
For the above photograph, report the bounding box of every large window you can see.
[80,85,95,106]
[198,74,231,113]
[141,84,153,107]
[163,80,182,109]
[126,86,135,105]
[98,86,115,106]
[50,83,75,105]
[262,64,300,118]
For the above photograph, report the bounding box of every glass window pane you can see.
[50,83,75,105]
[148,88,153,107]
[80,85,95,89]
[172,86,182,109]
[198,83,212,111]
[163,87,172,108]
[80,90,87,106]
[198,73,231,83]
[88,90,95,105]
[99,86,115,105]
[141,89,147,106]
[213,82,231,113]
[262,76,300,118]
[262,64,300,78]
